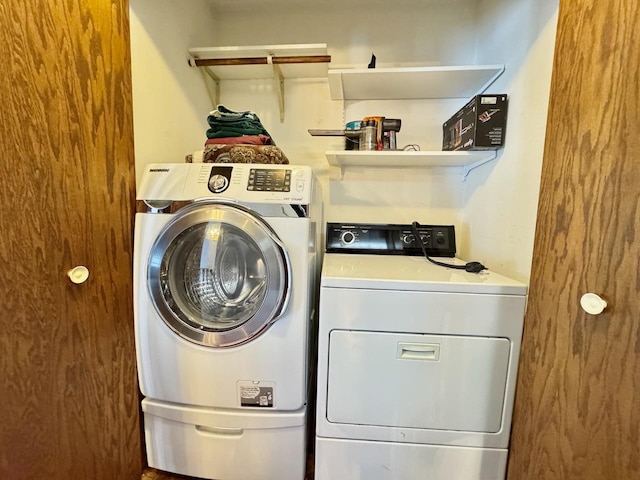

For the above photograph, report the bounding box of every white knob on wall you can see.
[580,293,607,315]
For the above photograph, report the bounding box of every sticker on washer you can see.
[238,381,275,407]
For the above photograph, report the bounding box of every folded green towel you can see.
[206,104,274,142]
[206,126,267,138]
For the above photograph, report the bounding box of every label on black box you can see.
[481,96,498,104]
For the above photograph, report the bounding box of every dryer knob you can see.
[341,231,356,245]
[402,234,414,245]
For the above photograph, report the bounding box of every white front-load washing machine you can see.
[315,224,527,480]
[134,162,322,480]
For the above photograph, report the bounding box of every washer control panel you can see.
[207,166,294,193]
[326,223,456,257]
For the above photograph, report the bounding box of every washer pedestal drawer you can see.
[143,398,307,480]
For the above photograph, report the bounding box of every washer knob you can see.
[209,174,229,193]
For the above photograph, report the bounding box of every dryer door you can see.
[147,200,291,347]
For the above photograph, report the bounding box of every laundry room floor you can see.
[141,454,315,479]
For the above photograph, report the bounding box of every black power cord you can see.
[411,221,487,273]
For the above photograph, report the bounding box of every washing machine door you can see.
[147,200,291,347]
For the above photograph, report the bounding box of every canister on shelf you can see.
[359,120,377,151]
[345,120,361,150]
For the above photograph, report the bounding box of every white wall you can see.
[208,1,479,67]
[460,0,558,281]
[130,0,559,282]
[129,0,219,186]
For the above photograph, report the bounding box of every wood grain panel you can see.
[508,0,640,478]
[0,1,141,479]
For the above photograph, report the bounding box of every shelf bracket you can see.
[462,151,498,180]
[198,64,221,109]
[268,54,285,122]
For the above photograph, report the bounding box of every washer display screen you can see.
[247,168,291,192]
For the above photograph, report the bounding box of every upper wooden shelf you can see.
[187,43,330,122]
[328,65,505,100]
[187,43,330,80]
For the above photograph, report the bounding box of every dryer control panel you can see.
[326,223,456,257]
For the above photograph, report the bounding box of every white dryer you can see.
[315,224,527,480]
[134,162,321,480]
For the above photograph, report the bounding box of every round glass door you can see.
[147,201,291,347]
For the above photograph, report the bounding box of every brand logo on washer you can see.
[149,168,170,172]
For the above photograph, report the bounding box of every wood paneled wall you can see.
[507,0,640,478]
[0,2,141,478]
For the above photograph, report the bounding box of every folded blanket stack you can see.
[206,105,274,145]
[189,104,289,165]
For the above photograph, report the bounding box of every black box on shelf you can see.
[442,94,508,151]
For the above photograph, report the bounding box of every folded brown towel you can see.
[195,144,289,164]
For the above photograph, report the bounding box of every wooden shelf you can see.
[328,65,505,100]
[187,43,329,80]
[325,150,498,177]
